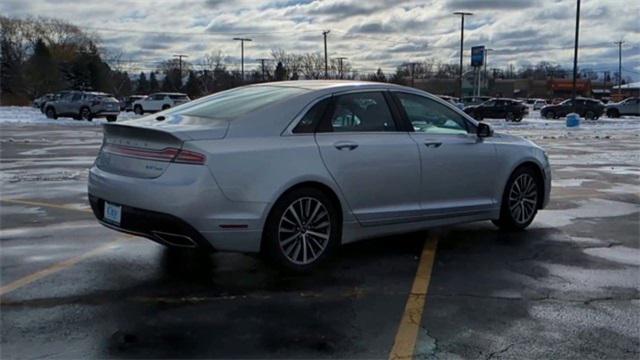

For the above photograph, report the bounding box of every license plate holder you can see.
[104,201,122,225]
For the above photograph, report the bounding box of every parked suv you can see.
[540,97,604,120]
[606,97,640,118]
[44,91,120,122]
[464,98,529,122]
[132,93,190,114]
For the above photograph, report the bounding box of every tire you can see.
[585,110,596,120]
[262,187,340,272]
[543,111,555,120]
[607,109,620,118]
[45,107,57,119]
[492,166,540,231]
[134,105,143,115]
[106,115,117,122]
[80,107,93,121]
[505,112,514,121]
[161,104,171,110]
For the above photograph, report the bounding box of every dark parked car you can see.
[44,91,120,122]
[540,98,605,120]
[606,97,640,118]
[464,98,529,122]
[121,95,147,111]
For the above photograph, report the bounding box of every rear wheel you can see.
[106,115,117,122]
[263,187,340,272]
[607,109,620,118]
[585,110,596,120]
[492,167,540,231]
[505,112,514,121]
[80,107,92,121]
[544,111,555,119]
[161,104,171,110]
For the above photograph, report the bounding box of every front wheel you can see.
[106,115,117,122]
[543,111,555,120]
[45,107,57,119]
[263,187,340,272]
[505,112,514,121]
[134,105,143,115]
[492,167,540,231]
[585,110,596,120]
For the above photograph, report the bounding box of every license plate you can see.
[104,202,122,225]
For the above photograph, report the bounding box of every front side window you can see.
[153,94,165,100]
[395,92,468,135]
[328,92,396,132]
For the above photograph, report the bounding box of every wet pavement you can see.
[1,117,639,359]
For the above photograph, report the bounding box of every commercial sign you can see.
[471,46,485,67]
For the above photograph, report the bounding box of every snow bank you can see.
[0,106,139,126]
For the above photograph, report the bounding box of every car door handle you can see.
[334,142,359,151]
[424,142,442,148]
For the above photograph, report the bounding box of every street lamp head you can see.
[453,11,473,16]
[233,38,252,42]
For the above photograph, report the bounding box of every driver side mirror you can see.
[477,122,493,138]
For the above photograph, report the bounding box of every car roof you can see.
[152,92,187,95]
[244,80,408,92]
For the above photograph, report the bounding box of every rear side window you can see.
[293,98,330,134]
[170,95,189,100]
[163,86,308,120]
[326,92,397,132]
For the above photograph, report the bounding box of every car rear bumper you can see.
[88,164,267,252]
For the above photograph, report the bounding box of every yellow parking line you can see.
[0,238,126,297]
[389,234,439,360]
[0,198,92,213]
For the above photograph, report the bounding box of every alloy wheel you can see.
[278,197,331,265]
[81,108,91,120]
[508,173,538,224]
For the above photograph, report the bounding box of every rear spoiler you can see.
[103,115,229,141]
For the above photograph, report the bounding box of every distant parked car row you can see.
[33,91,191,122]
[540,98,605,120]
[605,97,640,118]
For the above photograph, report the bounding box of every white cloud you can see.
[1,0,638,78]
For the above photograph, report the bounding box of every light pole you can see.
[454,11,473,98]
[336,57,348,79]
[571,0,580,112]
[614,41,624,96]
[322,30,330,79]
[483,48,494,96]
[233,37,252,81]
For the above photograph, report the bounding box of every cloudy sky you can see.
[3,0,639,79]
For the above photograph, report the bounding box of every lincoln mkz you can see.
[88,81,551,271]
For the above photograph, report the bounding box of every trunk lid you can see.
[96,115,228,178]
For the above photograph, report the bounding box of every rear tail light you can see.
[103,144,206,165]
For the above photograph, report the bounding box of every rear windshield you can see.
[164,86,308,119]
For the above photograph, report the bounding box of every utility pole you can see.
[173,54,188,82]
[453,11,473,98]
[257,58,271,81]
[233,38,252,81]
[322,30,330,79]
[614,41,624,95]
[571,0,580,113]
[336,57,348,79]
[405,62,419,88]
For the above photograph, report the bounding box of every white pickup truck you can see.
[132,93,190,114]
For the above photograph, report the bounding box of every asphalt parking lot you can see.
[1,110,639,359]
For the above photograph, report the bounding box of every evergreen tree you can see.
[149,72,159,92]
[274,61,286,81]
[24,39,59,97]
[183,71,200,98]
[136,72,149,94]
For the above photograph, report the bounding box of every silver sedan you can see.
[88,81,551,271]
